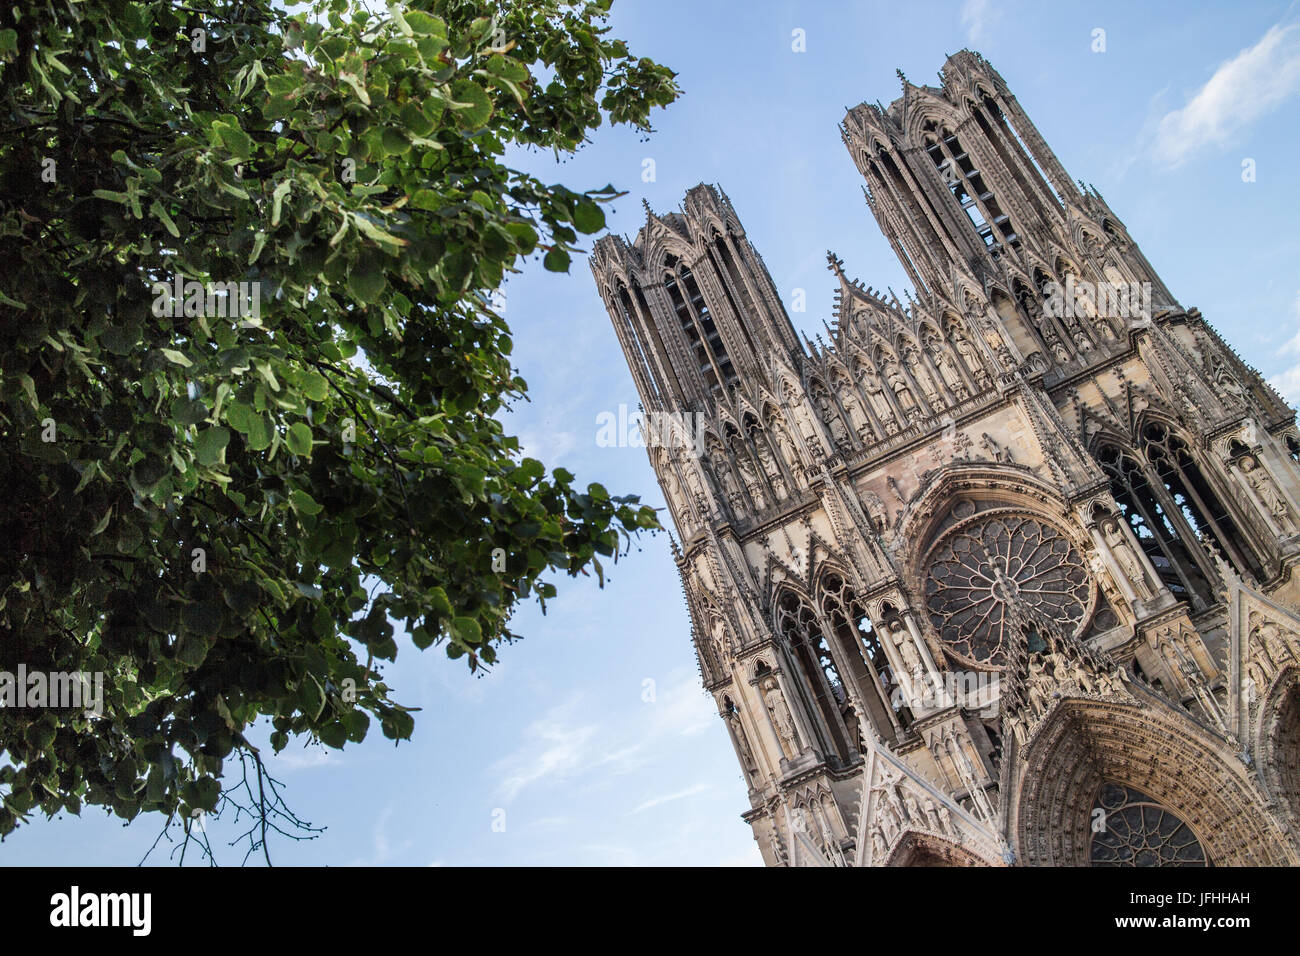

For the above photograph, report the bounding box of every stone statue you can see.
[858,362,897,432]
[735,448,766,511]
[713,454,742,509]
[927,333,968,399]
[771,417,808,485]
[884,358,918,417]
[1238,456,1290,525]
[902,789,923,825]
[1102,517,1152,598]
[754,438,788,501]
[904,346,942,409]
[839,388,873,441]
[764,680,799,759]
[815,391,850,447]
[980,432,1013,464]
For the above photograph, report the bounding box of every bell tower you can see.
[592,52,1300,867]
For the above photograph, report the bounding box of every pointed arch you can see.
[1014,698,1295,865]
[774,587,859,766]
[885,831,989,867]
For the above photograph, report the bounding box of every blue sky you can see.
[6,0,1300,866]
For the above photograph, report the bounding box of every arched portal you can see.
[887,831,991,866]
[1016,699,1294,865]
[1258,668,1300,829]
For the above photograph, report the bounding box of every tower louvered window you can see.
[664,258,737,394]
[924,122,1019,251]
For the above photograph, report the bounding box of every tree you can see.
[0,0,677,856]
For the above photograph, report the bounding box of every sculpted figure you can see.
[1239,456,1290,524]
[764,680,799,759]
[735,448,766,511]
[927,333,968,399]
[1102,517,1152,598]
[770,417,808,486]
[884,358,918,417]
[813,391,850,447]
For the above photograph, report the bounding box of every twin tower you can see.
[590,51,1300,866]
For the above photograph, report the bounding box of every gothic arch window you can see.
[706,234,761,359]
[612,284,662,403]
[663,257,736,393]
[870,147,946,263]
[776,591,856,764]
[1089,783,1209,866]
[975,89,1064,210]
[819,574,911,740]
[1139,422,1263,582]
[1286,434,1300,464]
[1096,441,1214,607]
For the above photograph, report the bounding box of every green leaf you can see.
[543,248,570,272]
[302,372,329,402]
[212,119,253,161]
[245,413,274,451]
[290,488,323,515]
[573,200,605,234]
[150,200,181,239]
[160,348,192,367]
[319,722,347,749]
[347,259,387,300]
[270,179,292,227]
[195,427,230,466]
[402,11,447,38]
[450,79,492,128]
[449,616,483,646]
[381,127,410,156]
[286,422,313,456]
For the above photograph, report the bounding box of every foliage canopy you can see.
[0,0,676,848]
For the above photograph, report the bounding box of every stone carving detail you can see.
[1237,455,1292,530]
[762,677,801,761]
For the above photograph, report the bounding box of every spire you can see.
[826,250,846,278]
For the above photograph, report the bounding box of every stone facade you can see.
[589,51,1300,866]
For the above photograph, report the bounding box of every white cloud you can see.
[716,846,765,866]
[629,782,712,815]
[961,0,993,47]
[489,671,719,804]
[515,422,579,465]
[1267,289,1300,405]
[1150,22,1300,167]
[644,672,716,738]
[492,696,599,801]
[269,743,337,772]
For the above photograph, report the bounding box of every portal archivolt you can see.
[1015,699,1294,866]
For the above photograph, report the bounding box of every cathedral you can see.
[589,51,1300,866]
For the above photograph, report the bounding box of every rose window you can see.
[1089,784,1209,866]
[923,512,1092,665]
